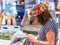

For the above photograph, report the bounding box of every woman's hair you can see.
[37,10,53,25]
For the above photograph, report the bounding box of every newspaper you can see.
[10,30,27,45]
[13,30,26,38]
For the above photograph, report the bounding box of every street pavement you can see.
[0,39,10,45]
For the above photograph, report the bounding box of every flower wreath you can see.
[29,3,48,16]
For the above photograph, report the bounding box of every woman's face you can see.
[32,16,40,24]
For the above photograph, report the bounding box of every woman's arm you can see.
[27,30,55,45]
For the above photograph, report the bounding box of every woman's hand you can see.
[27,34,36,43]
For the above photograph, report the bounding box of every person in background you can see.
[0,0,3,27]
[27,3,58,45]
[4,0,17,25]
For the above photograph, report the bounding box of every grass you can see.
[0,35,10,40]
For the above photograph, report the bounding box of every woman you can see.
[4,0,17,25]
[10,3,58,45]
[27,3,58,45]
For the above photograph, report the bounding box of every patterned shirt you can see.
[37,20,58,45]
